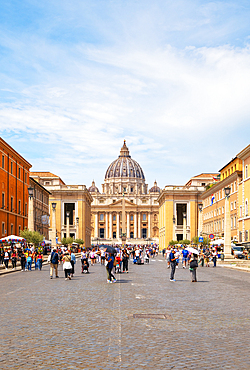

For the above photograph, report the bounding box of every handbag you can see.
[190,260,198,268]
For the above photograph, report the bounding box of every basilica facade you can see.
[89,141,160,244]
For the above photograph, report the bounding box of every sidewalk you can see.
[0,253,82,276]
[217,258,250,272]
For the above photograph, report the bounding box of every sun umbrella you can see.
[100,245,116,254]
[186,246,199,255]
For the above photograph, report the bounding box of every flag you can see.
[210,194,215,206]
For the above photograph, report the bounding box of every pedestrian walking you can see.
[62,251,72,280]
[199,250,204,267]
[105,253,116,283]
[37,252,43,271]
[212,249,217,267]
[50,248,59,279]
[27,252,33,271]
[182,247,189,268]
[20,251,26,271]
[11,249,17,270]
[204,248,210,267]
[4,250,9,269]
[70,250,76,277]
[189,254,198,282]
[122,250,129,273]
[169,248,177,281]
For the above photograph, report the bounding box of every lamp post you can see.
[66,211,70,239]
[224,187,231,259]
[76,217,79,239]
[172,216,176,241]
[198,203,203,238]
[183,212,187,241]
[51,202,57,249]
[28,187,34,231]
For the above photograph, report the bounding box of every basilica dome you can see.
[88,180,99,193]
[105,141,145,180]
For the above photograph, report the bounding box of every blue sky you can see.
[1,0,250,189]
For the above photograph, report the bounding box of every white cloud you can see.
[1,1,250,188]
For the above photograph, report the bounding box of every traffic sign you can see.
[199,237,204,242]
[209,234,214,239]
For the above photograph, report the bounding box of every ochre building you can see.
[89,141,160,244]
[0,137,32,237]
[158,174,218,249]
[30,172,92,248]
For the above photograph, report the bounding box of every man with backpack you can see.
[50,248,59,279]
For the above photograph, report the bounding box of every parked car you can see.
[232,246,244,258]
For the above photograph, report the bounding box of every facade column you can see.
[134,213,137,238]
[148,213,151,238]
[138,212,141,238]
[116,212,120,239]
[105,213,108,239]
[127,212,130,238]
[109,213,112,238]
[94,213,98,238]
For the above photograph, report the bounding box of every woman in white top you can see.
[212,249,217,267]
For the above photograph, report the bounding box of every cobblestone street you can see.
[0,257,250,369]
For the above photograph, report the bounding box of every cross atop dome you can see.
[119,140,130,158]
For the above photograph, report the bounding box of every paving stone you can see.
[0,258,250,368]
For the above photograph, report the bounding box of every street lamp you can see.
[28,187,34,231]
[198,203,203,237]
[183,212,187,241]
[172,216,176,241]
[51,202,57,249]
[28,187,34,198]
[76,217,79,239]
[224,187,231,198]
[66,211,70,238]
[224,187,231,258]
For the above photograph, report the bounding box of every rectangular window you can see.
[2,193,4,209]
[2,155,4,169]
[231,202,233,211]
[131,187,133,192]
[18,167,21,179]
[246,230,248,241]
[231,217,233,229]
[239,231,242,242]
[11,197,13,212]
[113,231,116,238]
[222,206,224,214]
[240,206,242,217]
[234,201,236,210]
[113,214,116,221]
[142,213,146,221]
[19,200,21,214]
[100,213,104,221]
[25,173,27,183]
[19,226,21,235]
[246,165,248,179]
[11,224,13,234]
[25,203,27,216]
[10,161,13,174]
[130,214,133,221]
[2,222,5,236]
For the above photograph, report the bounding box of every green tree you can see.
[179,239,190,245]
[74,238,84,245]
[61,237,73,246]
[20,229,44,246]
[168,240,178,246]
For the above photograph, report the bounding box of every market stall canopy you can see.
[0,235,25,243]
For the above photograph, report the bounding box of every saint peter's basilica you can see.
[89,141,160,244]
